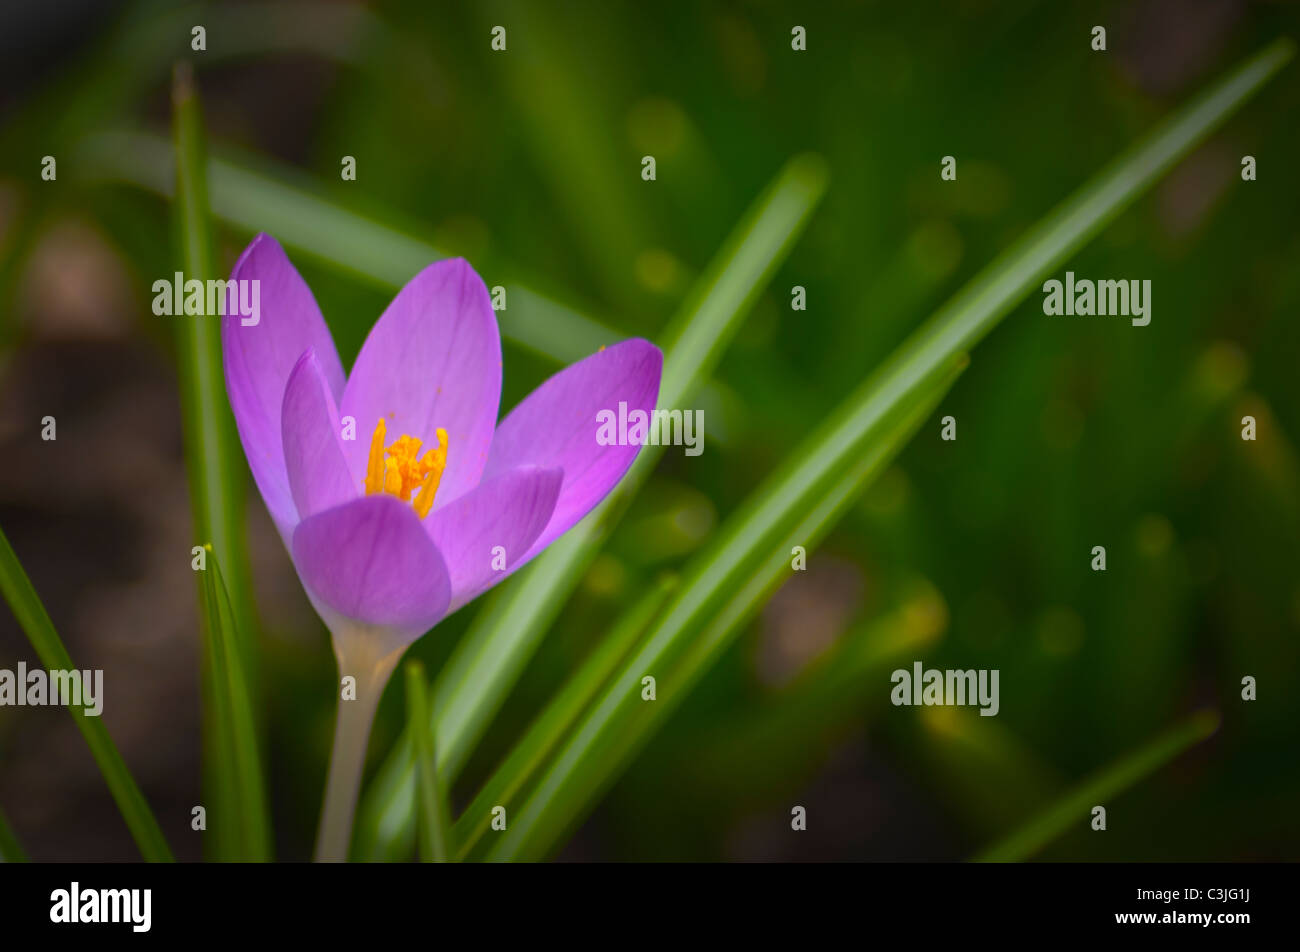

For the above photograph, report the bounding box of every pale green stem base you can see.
[314,624,406,862]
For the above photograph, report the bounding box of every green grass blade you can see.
[0,526,173,862]
[172,67,241,584]
[653,153,828,411]
[436,152,827,774]
[482,39,1293,859]
[122,129,444,291]
[76,129,617,365]
[0,803,27,862]
[972,710,1221,862]
[486,357,963,861]
[353,154,828,860]
[196,546,272,861]
[405,661,453,863]
[454,574,678,860]
[875,38,1292,378]
[172,63,264,860]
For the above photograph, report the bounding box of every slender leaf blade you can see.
[405,661,453,863]
[196,546,272,861]
[171,66,243,606]
[455,574,678,860]
[172,62,264,860]
[441,154,828,767]
[0,526,173,862]
[972,710,1221,862]
[76,130,617,365]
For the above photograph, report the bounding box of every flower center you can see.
[363,418,448,519]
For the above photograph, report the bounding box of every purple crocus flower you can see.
[222,233,661,860]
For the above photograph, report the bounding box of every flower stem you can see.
[314,626,405,862]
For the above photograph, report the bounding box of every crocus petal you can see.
[291,495,451,643]
[483,338,662,561]
[223,233,346,540]
[425,465,563,612]
[283,348,357,521]
[340,258,501,510]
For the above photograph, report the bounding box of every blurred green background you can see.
[0,0,1297,861]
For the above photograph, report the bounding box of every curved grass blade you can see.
[76,129,616,365]
[482,39,1293,859]
[196,546,272,861]
[454,574,678,860]
[486,356,963,861]
[405,661,452,863]
[0,526,173,862]
[354,154,829,860]
[0,803,27,862]
[972,710,1221,862]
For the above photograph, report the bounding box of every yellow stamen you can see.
[382,456,403,497]
[385,434,426,500]
[364,418,387,495]
[412,427,449,518]
[363,419,448,518]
